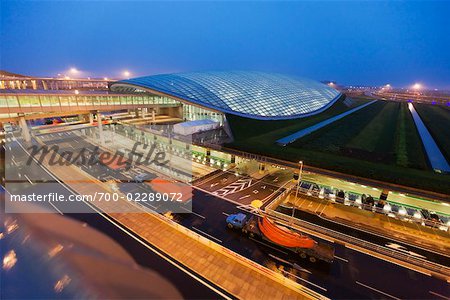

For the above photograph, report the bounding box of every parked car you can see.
[323,187,336,201]
[134,173,156,183]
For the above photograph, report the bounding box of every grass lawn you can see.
[227,99,450,194]
[293,101,391,162]
[396,103,429,169]
[415,104,450,163]
[226,95,366,141]
[347,102,400,154]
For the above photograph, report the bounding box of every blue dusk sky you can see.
[1,1,450,89]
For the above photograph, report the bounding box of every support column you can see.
[142,108,147,119]
[89,113,94,124]
[258,162,266,174]
[135,109,140,118]
[97,112,105,145]
[177,105,183,119]
[206,149,211,165]
[152,109,156,122]
[229,155,237,168]
[19,116,31,142]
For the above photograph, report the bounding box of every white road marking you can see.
[385,243,427,259]
[355,281,401,300]
[48,201,64,215]
[24,174,34,185]
[222,212,230,216]
[280,269,326,292]
[191,226,222,243]
[429,291,450,300]
[293,263,312,274]
[267,254,312,274]
[15,139,232,300]
[181,206,206,219]
[335,255,349,263]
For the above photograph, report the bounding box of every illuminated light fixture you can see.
[412,83,422,90]
[3,250,17,271]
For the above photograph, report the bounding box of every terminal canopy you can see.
[110,71,341,120]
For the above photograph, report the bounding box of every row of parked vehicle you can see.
[296,181,449,232]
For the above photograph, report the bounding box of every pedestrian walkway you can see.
[276,100,377,146]
[408,103,450,172]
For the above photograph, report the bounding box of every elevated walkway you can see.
[408,103,450,173]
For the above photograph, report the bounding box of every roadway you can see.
[174,190,449,299]
[3,137,232,300]
[8,131,449,299]
[220,145,450,204]
[194,169,450,262]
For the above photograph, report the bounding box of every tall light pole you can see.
[290,160,303,225]
[412,83,422,101]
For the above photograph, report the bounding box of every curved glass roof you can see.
[110,71,341,120]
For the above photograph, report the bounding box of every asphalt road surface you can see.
[5,132,450,299]
[4,137,232,300]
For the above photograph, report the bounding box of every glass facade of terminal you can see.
[111,71,341,120]
[0,93,178,119]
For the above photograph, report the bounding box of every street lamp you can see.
[290,161,303,224]
[412,83,422,91]
[123,71,131,78]
[251,199,263,215]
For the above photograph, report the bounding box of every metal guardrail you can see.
[265,199,450,278]
[294,187,450,232]
[157,213,328,300]
[29,134,326,300]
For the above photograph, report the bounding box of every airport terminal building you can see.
[1,70,341,144]
[109,71,342,125]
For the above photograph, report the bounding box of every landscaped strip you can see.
[276,100,377,146]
